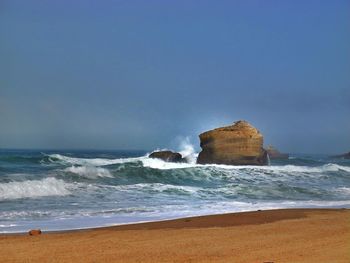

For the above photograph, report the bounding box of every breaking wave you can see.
[65,166,112,179]
[101,183,200,195]
[48,153,141,166]
[177,137,198,164]
[46,153,350,179]
[0,178,72,200]
[1,149,350,233]
[141,157,350,173]
[35,152,350,175]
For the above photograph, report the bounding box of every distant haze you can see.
[1,1,349,154]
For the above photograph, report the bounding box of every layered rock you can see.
[149,151,185,162]
[266,145,289,159]
[197,120,268,165]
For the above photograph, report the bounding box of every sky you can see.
[0,0,349,153]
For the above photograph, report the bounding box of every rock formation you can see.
[149,151,186,162]
[28,229,42,236]
[266,145,289,159]
[197,120,268,165]
[331,152,350,159]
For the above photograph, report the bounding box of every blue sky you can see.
[1,0,349,153]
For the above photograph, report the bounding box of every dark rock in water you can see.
[149,151,186,162]
[331,152,350,159]
[29,229,42,236]
[197,120,268,165]
[266,145,289,159]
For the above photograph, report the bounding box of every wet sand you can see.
[1,209,349,262]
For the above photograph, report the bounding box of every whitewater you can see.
[0,148,350,233]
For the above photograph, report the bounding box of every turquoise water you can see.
[0,149,350,233]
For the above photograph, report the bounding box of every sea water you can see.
[0,149,350,233]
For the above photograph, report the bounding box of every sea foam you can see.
[0,178,71,200]
[2,150,350,234]
[49,153,350,174]
[48,154,141,166]
[65,166,113,179]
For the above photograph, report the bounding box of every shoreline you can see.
[3,202,350,234]
[2,207,348,235]
[1,208,349,262]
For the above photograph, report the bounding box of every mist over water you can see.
[0,147,350,233]
[177,137,198,164]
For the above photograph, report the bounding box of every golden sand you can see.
[1,209,349,262]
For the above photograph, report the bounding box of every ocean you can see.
[1,148,350,233]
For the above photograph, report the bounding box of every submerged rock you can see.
[331,152,350,159]
[266,145,289,159]
[149,151,186,162]
[197,120,268,165]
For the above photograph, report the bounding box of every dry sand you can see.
[0,209,349,262]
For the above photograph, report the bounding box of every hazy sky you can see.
[1,0,349,153]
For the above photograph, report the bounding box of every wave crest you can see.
[0,178,71,200]
[48,154,141,166]
[65,166,112,178]
[141,157,350,173]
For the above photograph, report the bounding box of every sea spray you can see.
[0,150,349,233]
[177,136,198,164]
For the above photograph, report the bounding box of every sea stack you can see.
[149,150,186,163]
[197,120,268,165]
[266,145,289,159]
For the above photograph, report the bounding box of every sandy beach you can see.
[0,208,349,262]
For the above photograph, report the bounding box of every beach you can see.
[2,0,350,261]
[1,208,349,262]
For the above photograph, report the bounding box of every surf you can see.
[1,149,349,233]
[0,177,72,200]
